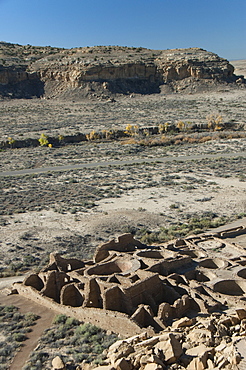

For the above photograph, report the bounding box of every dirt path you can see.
[0,292,57,370]
[0,275,26,290]
[0,150,246,177]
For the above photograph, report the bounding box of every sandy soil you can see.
[0,87,245,272]
[0,88,245,140]
[0,83,245,369]
[0,148,246,274]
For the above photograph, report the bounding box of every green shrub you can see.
[13,333,26,342]
[2,305,16,313]
[75,322,99,336]
[0,305,39,367]
[65,316,79,327]
[26,315,118,369]
[53,314,67,324]
[24,312,39,323]
[140,212,231,244]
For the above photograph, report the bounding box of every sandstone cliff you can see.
[0,42,244,98]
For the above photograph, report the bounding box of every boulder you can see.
[187,328,213,345]
[109,347,134,364]
[92,366,115,370]
[155,333,183,364]
[143,364,163,370]
[135,336,160,349]
[236,309,246,320]
[172,317,195,329]
[186,357,206,370]
[114,358,131,370]
[215,343,227,352]
[140,355,164,367]
[108,341,134,363]
[52,356,66,370]
[206,358,214,369]
[186,344,215,358]
[229,352,241,365]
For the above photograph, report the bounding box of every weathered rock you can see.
[0,42,243,99]
[186,357,207,370]
[179,354,193,367]
[236,308,246,320]
[79,362,92,370]
[108,343,135,364]
[131,352,150,368]
[216,357,229,369]
[215,342,227,352]
[114,358,131,370]
[90,311,245,370]
[230,316,240,326]
[187,328,213,345]
[186,344,215,358]
[156,333,183,364]
[108,340,125,353]
[135,337,160,349]
[147,355,164,366]
[52,356,66,370]
[218,317,232,327]
[206,358,214,369]
[140,355,164,367]
[143,364,163,370]
[223,344,234,356]
[172,317,195,329]
[92,366,115,370]
[240,318,246,331]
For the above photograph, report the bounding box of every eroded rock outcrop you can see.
[0,43,244,98]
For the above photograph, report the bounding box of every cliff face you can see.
[0,43,243,98]
[156,48,235,81]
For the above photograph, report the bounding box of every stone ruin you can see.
[13,225,246,339]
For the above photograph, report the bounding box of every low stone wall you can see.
[219,226,246,239]
[14,283,146,337]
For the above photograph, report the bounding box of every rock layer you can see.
[0,43,244,98]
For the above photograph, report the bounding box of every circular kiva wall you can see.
[85,256,141,277]
[199,258,228,269]
[237,269,246,279]
[213,280,246,296]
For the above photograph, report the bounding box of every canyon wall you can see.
[0,43,243,98]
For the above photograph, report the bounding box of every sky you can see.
[0,0,245,60]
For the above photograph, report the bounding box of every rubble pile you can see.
[93,309,246,370]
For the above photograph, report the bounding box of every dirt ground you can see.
[0,88,245,141]
[0,67,246,368]
[0,292,56,370]
[0,77,246,275]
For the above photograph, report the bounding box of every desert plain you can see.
[0,61,246,275]
[0,51,246,369]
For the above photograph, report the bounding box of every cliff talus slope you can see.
[0,43,244,98]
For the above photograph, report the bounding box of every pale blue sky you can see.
[0,0,245,60]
